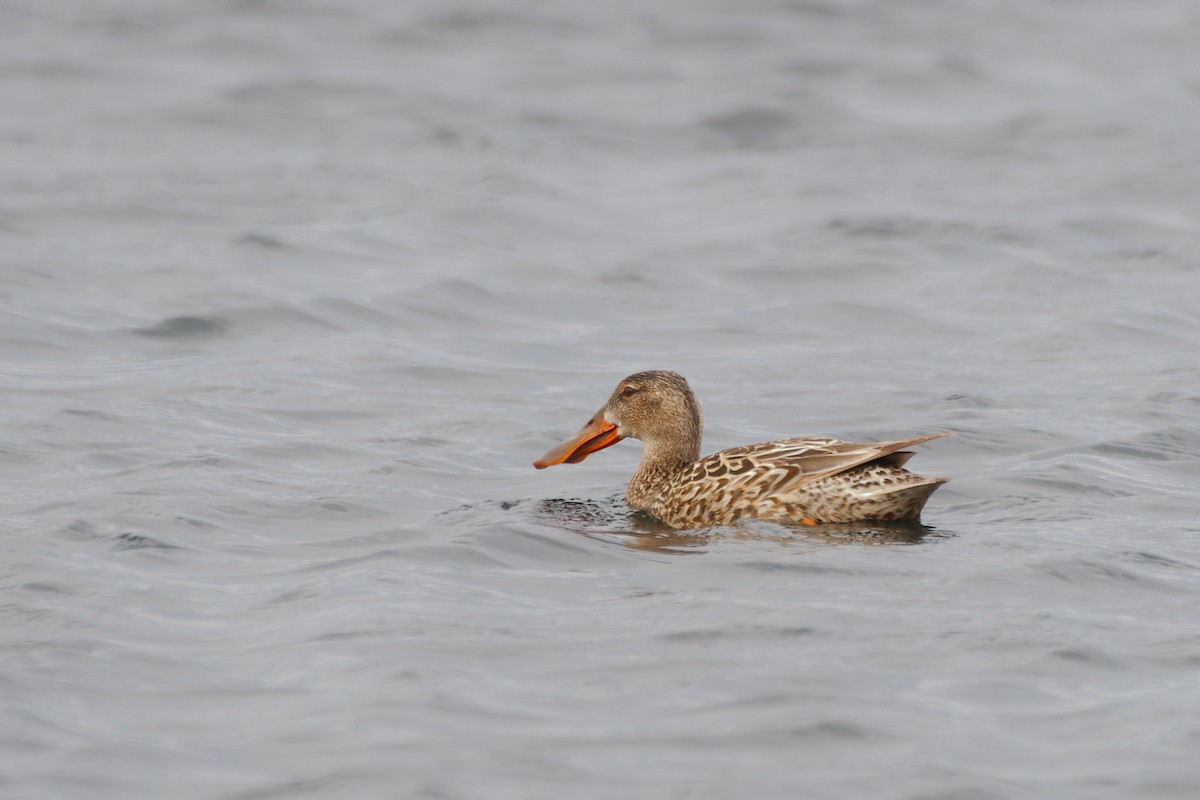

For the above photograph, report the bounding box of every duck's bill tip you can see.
[533,417,623,469]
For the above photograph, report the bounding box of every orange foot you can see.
[800,517,820,526]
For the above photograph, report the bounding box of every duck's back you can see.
[643,434,950,528]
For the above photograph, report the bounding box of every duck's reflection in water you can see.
[532,498,944,554]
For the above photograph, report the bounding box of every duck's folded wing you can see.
[686,433,952,497]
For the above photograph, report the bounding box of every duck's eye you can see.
[621,385,638,397]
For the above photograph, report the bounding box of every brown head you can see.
[533,370,703,469]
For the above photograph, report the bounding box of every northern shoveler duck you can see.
[534,371,950,529]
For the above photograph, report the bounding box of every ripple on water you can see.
[111,533,180,552]
[1050,647,1128,670]
[1039,554,1192,595]
[1094,424,1200,462]
[1122,550,1200,573]
[133,315,229,339]
[658,625,817,644]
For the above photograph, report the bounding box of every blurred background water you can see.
[2,1,1199,798]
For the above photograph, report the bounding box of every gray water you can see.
[3,1,1200,798]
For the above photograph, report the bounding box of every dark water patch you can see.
[234,232,292,250]
[1091,442,1172,461]
[786,720,870,741]
[16,581,73,595]
[702,107,796,148]
[265,588,323,606]
[1050,647,1127,670]
[133,315,229,339]
[1147,391,1200,407]
[826,216,1034,247]
[1108,550,1200,595]
[112,532,179,552]
[1121,550,1200,573]
[942,393,995,408]
[421,8,534,34]
[660,625,816,644]
[175,516,217,530]
[227,772,376,800]
[60,408,125,421]
[827,216,923,240]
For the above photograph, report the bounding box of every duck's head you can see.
[533,370,702,469]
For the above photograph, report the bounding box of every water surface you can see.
[2,1,1199,798]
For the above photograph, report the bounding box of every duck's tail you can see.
[857,474,948,521]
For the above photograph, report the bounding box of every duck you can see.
[533,370,950,529]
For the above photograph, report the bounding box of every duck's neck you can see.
[626,430,701,511]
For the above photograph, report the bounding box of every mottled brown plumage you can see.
[534,371,950,529]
